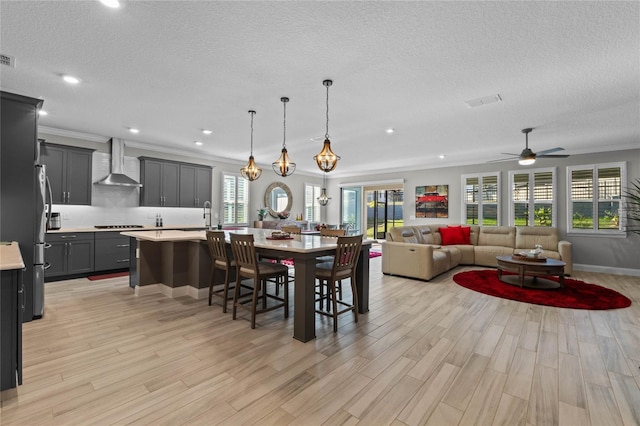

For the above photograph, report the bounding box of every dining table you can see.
[121,228,372,342]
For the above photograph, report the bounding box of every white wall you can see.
[328,148,640,273]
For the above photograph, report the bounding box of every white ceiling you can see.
[2,1,639,177]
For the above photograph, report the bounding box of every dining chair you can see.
[281,225,301,234]
[230,233,290,329]
[315,235,363,333]
[205,230,235,313]
[320,228,346,237]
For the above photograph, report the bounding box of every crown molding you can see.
[125,140,228,162]
[38,126,110,143]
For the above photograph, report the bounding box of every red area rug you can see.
[453,270,631,310]
[87,271,129,281]
[369,251,382,259]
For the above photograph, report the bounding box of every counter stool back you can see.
[315,235,363,332]
[206,230,236,313]
[230,233,290,329]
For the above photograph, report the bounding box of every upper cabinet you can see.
[139,158,180,207]
[179,164,212,207]
[139,158,211,207]
[40,143,94,205]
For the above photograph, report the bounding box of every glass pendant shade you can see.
[273,147,296,176]
[314,79,340,173]
[317,187,330,206]
[317,172,331,206]
[240,110,262,181]
[314,139,340,173]
[272,97,296,176]
[241,155,262,181]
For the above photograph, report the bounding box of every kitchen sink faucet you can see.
[203,200,212,229]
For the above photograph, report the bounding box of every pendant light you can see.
[314,79,340,172]
[272,97,296,177]
[317,172,331,206]
[240,110,262,181]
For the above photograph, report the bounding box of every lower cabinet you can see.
[45,233,95,279]
[0,268,23,391]
[94,232,131,271]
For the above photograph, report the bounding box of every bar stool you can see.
[230,233,290,329]
[315,235,363,333]
[205,230,235,313]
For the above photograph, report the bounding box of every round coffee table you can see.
[496,255,566,289]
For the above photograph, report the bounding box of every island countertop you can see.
[0,241,25,271]
[120,228,372,253]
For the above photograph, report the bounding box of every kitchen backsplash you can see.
[50,152,208,228]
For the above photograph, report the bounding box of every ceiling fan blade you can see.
[486,157,518,163]
[537,154,570,158]
[536,147,564,155]
[500,152,520,156]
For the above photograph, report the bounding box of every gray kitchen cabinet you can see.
[45,233,94,279]
[40,143,94,205]
[139,158,180,207]
[179,164,212,207]
[94,232,130,271]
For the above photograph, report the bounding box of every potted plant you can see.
[623,177,640,234]
[257,207,267,221]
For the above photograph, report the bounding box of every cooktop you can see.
[94,225,144,229]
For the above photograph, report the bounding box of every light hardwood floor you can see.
[1,258,639,425]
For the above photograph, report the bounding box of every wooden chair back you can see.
[331,235,363,276]
[281,225,301,234]
[206,230,230,267]
[320,228,346,237]
[229,233,259,275]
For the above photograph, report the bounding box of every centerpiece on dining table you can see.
[269,230,292,240]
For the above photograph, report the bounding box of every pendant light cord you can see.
[249,111,255,155]
[325,83,330,139]
[283,100,287,148]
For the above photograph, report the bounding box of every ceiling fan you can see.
[490,128,569,165]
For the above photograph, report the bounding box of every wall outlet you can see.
[63,213,70,220]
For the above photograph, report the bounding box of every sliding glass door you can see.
[366,189,404,239]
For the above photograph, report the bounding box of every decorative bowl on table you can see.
[277,211,290,220]
[270,231,291,239]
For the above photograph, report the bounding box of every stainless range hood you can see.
[94,138,142,187]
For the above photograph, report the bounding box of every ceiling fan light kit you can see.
[490,127,570,165]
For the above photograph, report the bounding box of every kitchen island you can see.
[1,242,24,398]
[121,228,372,342]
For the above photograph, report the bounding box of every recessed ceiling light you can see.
[439,154,446,159]
[38,110,48,116]
[194,141,203,146]
[129,128,139,134]
[202,129,212,135]
[99,0,120,7]
[386,128,395,134]
[62,75,80,84]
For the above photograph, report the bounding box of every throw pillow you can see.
[439,227,465,245]
[448,225,472,244]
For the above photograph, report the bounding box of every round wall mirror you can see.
[265,182,293,218]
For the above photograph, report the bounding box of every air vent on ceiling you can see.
[0,53,16,68]
[465,94,502,108]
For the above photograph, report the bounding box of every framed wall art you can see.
[415,184,449,218]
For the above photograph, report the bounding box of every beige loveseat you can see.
[381,225,572,281]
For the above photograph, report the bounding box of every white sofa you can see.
[381,224,572,281]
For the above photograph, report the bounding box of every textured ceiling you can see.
[1,1,638,177]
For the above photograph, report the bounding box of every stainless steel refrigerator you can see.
[33,163,52,318]
[1,90,44,322]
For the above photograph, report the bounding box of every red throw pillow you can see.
[439,227,466,245]
[446,225,471,245]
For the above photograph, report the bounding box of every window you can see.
[567,162,625,234]
[462,173,500,225]
[222,173,249,225]
[304,183,322,222]
[509,167,556,227]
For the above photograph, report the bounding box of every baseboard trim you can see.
[573,264,640,277]
[134,283,208,299]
